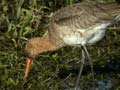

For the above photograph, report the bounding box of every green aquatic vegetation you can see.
[0,0,120,90]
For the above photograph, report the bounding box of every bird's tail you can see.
[101,3,120,16]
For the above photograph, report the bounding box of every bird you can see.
[24,0,120,89]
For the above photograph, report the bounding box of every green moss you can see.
[0,0,120,90]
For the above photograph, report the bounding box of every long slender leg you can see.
[82,46,94,75]
[82,45,95,85]
[75,49,85,90]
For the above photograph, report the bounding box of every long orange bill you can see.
[24,57,33,80]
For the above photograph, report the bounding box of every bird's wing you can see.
[51,1,120,29]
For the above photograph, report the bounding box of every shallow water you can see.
[64,78,115,90]
[58,59,120,90]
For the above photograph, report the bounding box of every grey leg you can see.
[75,49,85,90]
[82,46,95,81]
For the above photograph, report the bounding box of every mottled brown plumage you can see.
[24,0,120,80]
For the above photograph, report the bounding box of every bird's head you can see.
[24,37,56,80]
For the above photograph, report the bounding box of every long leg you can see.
[82,46,95,82]
[75,49,85,90]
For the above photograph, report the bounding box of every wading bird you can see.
[24,0,120,89]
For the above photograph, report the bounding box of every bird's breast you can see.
[62,31,86,45]
[59,23,110,46]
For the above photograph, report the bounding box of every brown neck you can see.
[42,37,58,52]
[25,37,58,58]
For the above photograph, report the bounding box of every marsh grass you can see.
[0,0,120,90]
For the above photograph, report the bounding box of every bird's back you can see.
[48,0,120,46]
[52,1,120,28]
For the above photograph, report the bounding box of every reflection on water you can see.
[64,79,113,90]
[97,80,113,90]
